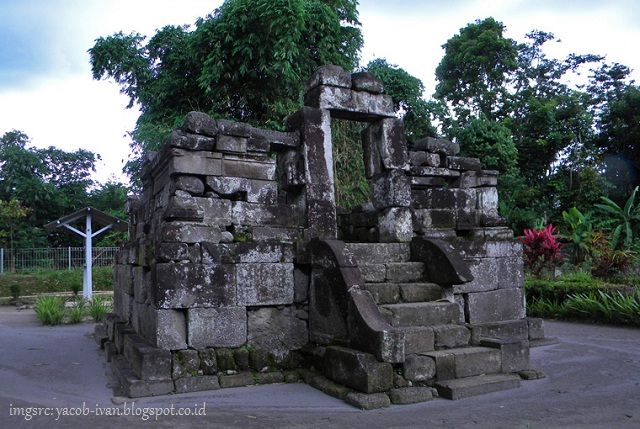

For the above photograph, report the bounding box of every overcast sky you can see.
[1,0,638,184]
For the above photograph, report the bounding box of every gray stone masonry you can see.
[102,65,538,407]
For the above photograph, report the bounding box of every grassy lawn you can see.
[526,271,640,326]
[0,267,113,297]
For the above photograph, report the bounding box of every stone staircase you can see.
[344,242,521,400]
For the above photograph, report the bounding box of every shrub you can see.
[588,231,635,279]
[519,224,564,277]
[9,284,21,300]
[70,282,82,296]
[88,296,111,322]
[35,296,65,325]
[68,298,86,324]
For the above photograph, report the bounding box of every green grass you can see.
[34,296,66,325]
[0,267,113,297]
[88,296,111,322]
[526,270,640,325]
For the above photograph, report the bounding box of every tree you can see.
[456,117,518,173]
[365,58,439,140]
[89,0,363,183]
[435,17,518,123]
[0,130,99,247]
[0,199,29,250]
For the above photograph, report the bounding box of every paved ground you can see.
[1,306,639,428]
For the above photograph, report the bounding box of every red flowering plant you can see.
[518,224,564,277]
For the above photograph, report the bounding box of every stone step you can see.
[344,242,410,265]
[434,373,521,400]
[433,325,471,349]
[422,346,502,380]
[386,262,425,282]
[380,302,460,327]
[359,263,426,283]
[110,355,174,398]
[363,282,443,305]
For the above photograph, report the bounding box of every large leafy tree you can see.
[0,130,99,247]
[89,0,363,181]
[435,17,518,123]
[365,58,439,140]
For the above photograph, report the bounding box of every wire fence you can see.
[0,247,119,274]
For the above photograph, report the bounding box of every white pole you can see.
[68,246,72,271]
[84,212,93,300]
[0,248,3,275]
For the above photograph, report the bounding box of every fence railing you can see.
[0,247,119,274]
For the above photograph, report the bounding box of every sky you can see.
[1,0,639,185]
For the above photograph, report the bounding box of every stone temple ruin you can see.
[95,65,546,409]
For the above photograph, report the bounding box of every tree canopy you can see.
[89,0,363,181]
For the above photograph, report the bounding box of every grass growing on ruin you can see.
[0,267,113,297]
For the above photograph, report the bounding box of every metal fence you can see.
[0,247,119,273]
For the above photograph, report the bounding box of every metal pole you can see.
[68,246,72,271]
[84,212,93,300]
[0,248,3,276]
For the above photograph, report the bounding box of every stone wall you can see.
[98,64,541,402]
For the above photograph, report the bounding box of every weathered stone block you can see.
[433,325,471,349]
[480,338,530,373]
[497,257,524,289]
[403,354,436,381]
[470,319,529,343]
[222,156,276,180]
[215,348,237,371]
[477,187,500,226]
[403,326,435,354]
[410,176,447,188]
[153,263,236,308]
[156,243,189,262]
[458,171,498,188]
[409,151,440,167]
[236,263,294,305]
[158,222,221,244]
[231,202,299,227]
[446,156,481,171]
[386,262,424,282]
[188,307,247,348]
[278,150,305,189]
[173,175,205,196]
[371,169,411,209]
[466,288,526,324]
[172,349,200,378]
[412,208,457,230]
[183,111,218,137]
[413,137,460,156]
[344,392,391,410]
[217,119,252,137]
[198,349,218,375]
[218,372,255,388]
[167,129,216,151]
[359,264,386,282]
[485,240,522,258]
[169,149,222,176]
[164,195,204,221]
[174,375,220,393]
[199,198,232,225]
[306,65,352,91]
[363,118,409,172]
[454,258,499,294]
[304,86,394,120]
[322,346,393,393]
[150,308,188,350]
[216,135,247,154]
[247,307,308,360]
[351,71,384,94]
[378,207,413,242]
[123,334,172,381]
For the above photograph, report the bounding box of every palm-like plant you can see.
[595,186,640,250]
